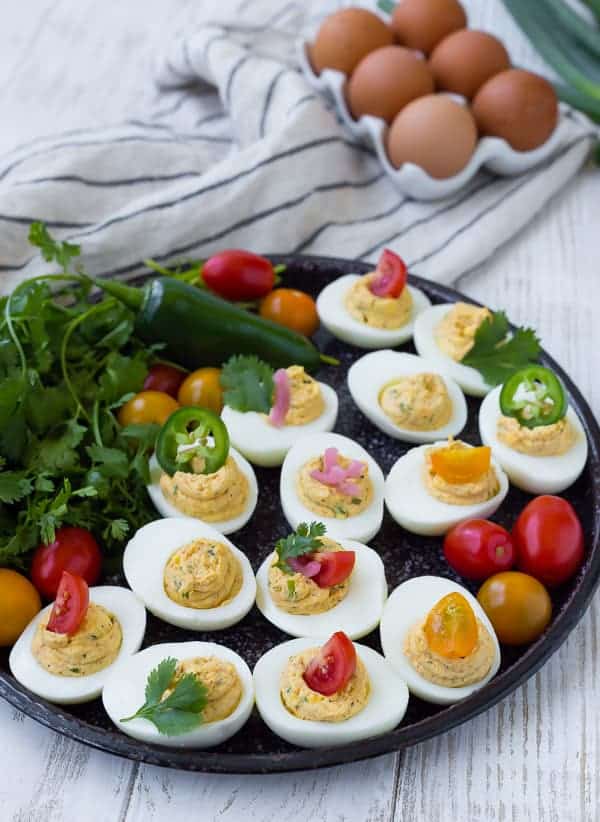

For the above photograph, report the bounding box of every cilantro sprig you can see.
[274,522,326,574]
[220,354,274,413]
[121,658,208,737]
[29,221,81,273]
[461,310,542,387]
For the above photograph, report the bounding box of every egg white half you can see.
[380,575,501,705]
[384,441,510,536]
[280,432,385,543]
[9,587,146,705]
[102,641,254,748]
[255,539,387,639]
[479,385,588,495]
[146,446,258,535]
[347,349,468,443]
[123,518,256,631]
[253,637,409,748]
[221,382,338,468]
[316,274,431,349]
[413,303,493,397]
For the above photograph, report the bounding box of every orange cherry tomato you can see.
[259,288,319,337]
[177,368,223,414]
[477,571,552,645]
[424,592,478,658]
[117,390,179,427]
[0,569,42,647]
[430,444,491,484]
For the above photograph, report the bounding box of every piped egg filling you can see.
[159,456,249,521]
[344,272,413,330]
[280,648,370,722]
[163,656,242,723]
[379,372,452,431]
[424,441,499,505]
[296,449,372,519]
[163,539,243,610]
[434,302,490,361]
[32,603,122,678]
[497,415,575,456]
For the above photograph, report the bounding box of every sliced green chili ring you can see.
[156,407,229,476]
[500,366,567,429]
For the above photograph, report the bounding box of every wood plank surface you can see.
[1,0,599,820]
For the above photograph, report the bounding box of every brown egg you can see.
[347,46,435,124]
[391,0,467,55]
[430,30,511,99]
[472,69,559,151]
[386,94,478,178]
[310,8,395,76]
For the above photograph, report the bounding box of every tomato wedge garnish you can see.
[312,551,356,588]
[303,631,357,696]
[430,444,491,484]
[369,249,407,298]
[46,571,89,636]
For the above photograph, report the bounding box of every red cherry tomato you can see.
[444,519,515,580]
[203,250,275,301]
[303,631,357,696]
[513,495,584,587]
[143,364,187,398]
[31,527,102,600]
[46,572,90,636]
[313,551,356,588]
[369,248,407,298]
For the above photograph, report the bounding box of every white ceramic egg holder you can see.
[297,41,571,201]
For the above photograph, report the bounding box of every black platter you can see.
[1,254,599,774]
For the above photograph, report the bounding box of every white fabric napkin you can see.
[0,0,594,294]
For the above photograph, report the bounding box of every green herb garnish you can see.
[461,310,541,387]
[274,522,326,574]
[121,657,208,737]
[220,354,274,413]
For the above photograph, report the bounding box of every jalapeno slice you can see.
[500,366,567,429]
[156,407,229,476]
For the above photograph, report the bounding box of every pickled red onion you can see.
[268,368,291,427]
[310,447,365,497]
[288,556,322,578]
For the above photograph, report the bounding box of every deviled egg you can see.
[380,576,501,705]
[10,580,146,704]
[280,432,385,542]
[123,518,256,631]
[347,350,468,443]
[385,439,509,536]
[414,302,494,396]
[255,524,387,639]
[221,361,338,467]
[316,249,431,349]
[479,368,588,494]
[253,631,409,747]
[103,641,254,748]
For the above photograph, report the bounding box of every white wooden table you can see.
[1,1,599,820]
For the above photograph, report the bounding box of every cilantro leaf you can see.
[461,311,542,387]
[220,355,274,413]
[29,222,81,272]
[98,352,148,405]
[145,657,178,704]
[30,420,87,472]
[86,445,130,479]
[0,471,33,504]
[274,521,327,574]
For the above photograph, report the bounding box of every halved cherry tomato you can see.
[259,288,319,337]
[203,250,275,301]
[444,519,514,580]
[313,551,356,588]
[477,571,552,645]
[177,367,223,414]
[424,592,478,658]
[31,526,102,600]
[117,390,180,427]
[369,248,407,298]
[430,444,491,484]
[0,569,41,647]
[513,495,584,587]
[47,571,90,636]
[143,364,187,398]
[303,631,357,696]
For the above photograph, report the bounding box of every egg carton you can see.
[297,41,571,201]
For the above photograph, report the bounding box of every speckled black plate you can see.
[1,254,599,774]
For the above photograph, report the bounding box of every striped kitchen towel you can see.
[0,0,595,294]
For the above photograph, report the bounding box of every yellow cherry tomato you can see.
[177,368,223,414]
[430,444,491,484]
[424,592,478,659]
[0,569,42,646]
[477,571,552,646]
[259,288,319,337]
[117,390,180,427]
